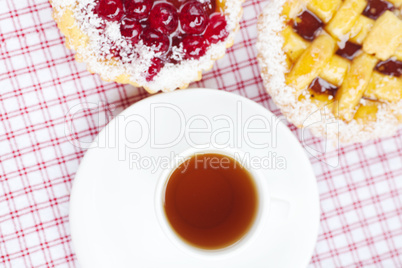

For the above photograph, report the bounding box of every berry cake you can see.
[257,0,402,143]
[50,0,243,92]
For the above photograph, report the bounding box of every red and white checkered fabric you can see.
[1,0,401,267]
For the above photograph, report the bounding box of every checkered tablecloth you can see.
[1,0,402,267]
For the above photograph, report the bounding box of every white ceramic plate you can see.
[70,89,320,268]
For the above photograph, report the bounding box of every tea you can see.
[164,153,258,250]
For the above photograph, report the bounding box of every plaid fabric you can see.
[1,0,401,267]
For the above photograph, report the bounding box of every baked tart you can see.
[257,0,402,143]
[50,0,243,93]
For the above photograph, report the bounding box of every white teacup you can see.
[154,147,269,260]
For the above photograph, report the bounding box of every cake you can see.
[51,0,243,93]
[257,0,402,143]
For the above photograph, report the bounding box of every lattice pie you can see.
[257,0,402,143]
[50,0,243,93]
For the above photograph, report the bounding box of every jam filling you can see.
[309,77,338,97]
[376,59,402,77]
[363,0,395,20]
[293,10,323,41]
[336,42,362,60]
[93,0,229,81]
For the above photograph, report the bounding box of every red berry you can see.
[146,58,164,81]
[120,17,142,43]
[141,28,170,53]
[166,0,185,8]
[182,35,208,59]
[139,19,150,29]
[150,3,179,35]
[179,1,208,34]
[205,13,228,44]
[201,0,216,15]
[95,0,124,21]
[124,0,153,20]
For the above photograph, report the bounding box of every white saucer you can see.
[70,89,320,268]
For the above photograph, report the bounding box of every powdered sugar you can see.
[50,0,243,92]
[256,0,401,143]
[105,22,122,41]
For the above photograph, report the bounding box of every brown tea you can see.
[164,153,258,250]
